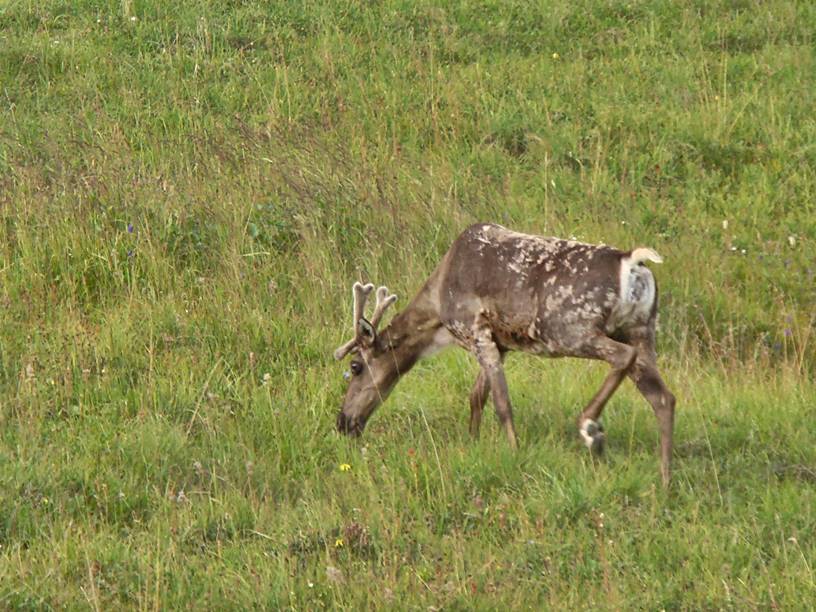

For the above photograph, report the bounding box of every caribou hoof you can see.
[579,418,605,455]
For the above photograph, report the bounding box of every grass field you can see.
[1,0,815,608]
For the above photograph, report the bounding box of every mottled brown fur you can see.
[335,223,676,486]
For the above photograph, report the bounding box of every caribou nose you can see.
[336,412,364,436]
[336,411,351,434]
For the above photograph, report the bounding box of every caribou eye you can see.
[350,361,364,376]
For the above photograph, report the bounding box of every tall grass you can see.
[0,0,814,608]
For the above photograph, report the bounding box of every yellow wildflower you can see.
[334,537,344,548]
[339,463,351,472]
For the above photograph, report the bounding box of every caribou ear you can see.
[357,317,376,345]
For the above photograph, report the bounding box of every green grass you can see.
[1,0,814,608]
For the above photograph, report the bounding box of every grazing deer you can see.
[334,223,676,485]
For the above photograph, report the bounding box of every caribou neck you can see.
[377,301,443,374]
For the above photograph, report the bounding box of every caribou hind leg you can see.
[575,335,638,455]
[626,328,676,487]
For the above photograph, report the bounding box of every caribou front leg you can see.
[473,321,517,448]
[468,348,507,438]
[468,370,490,438]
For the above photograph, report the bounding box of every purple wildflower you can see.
[127,223,134,233]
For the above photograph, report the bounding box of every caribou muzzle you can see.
[336,411,367,436]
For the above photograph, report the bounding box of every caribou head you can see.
[334,282,399,436]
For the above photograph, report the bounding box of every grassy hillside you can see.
[1,0,814,608]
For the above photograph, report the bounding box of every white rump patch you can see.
[606,248,661,333]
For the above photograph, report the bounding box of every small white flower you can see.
[722,220,728,230]
[788,235,797,247]
[130,16,137,22]
[325,565,344,584]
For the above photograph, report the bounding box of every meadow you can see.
[0,0,814,608]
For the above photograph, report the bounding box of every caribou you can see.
[334,223,676,485]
